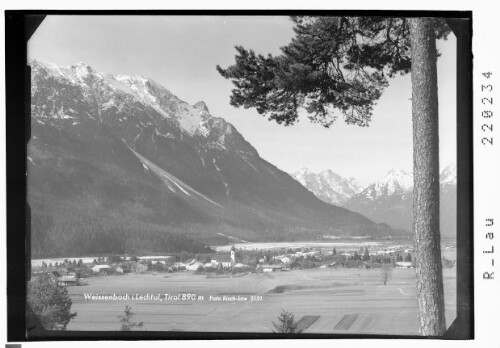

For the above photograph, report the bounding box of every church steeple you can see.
[230,245,236,265]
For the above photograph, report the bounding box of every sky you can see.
[28,16,457,186]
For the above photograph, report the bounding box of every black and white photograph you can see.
[20,13,467,337]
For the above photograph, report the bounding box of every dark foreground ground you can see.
[66,267,456,335]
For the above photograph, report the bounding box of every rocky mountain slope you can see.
[290,168,362,205]
[344,166,457,238]
[28,60,395,258]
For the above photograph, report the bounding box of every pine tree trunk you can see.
[409,18,446,336]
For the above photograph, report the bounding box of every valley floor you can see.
[66,267,456,335]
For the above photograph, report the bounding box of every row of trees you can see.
[31,216,214,258]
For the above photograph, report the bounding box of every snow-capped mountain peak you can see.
[290,168,362,205]
[378,169,413,193]
[113,75,156,94]
[356,169,412,200]
[294,167,312,176]
[30,60,217,136]
[73,62,94,79]
[194,101,210,113]
[344,165,457,237]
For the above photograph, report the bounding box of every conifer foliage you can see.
[118,306,144,331]
[27,273,77,330]
[217,16,448,128]
[272,309,298,333]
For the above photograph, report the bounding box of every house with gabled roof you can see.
[91,265,111,273]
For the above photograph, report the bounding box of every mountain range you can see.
[28,60,396,258]
[291,168,362,205]
[291,166,457,238]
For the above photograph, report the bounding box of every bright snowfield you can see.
[214,241,381,252]
[291,168,363,205]
[359,169,413,199]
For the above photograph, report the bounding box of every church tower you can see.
[230,245,236,265]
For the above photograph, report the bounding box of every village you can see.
[31,242,456,287]
[27,240,458,333]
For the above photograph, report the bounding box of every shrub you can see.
[272,309,298,333]
[118,306,143,331]
[381,265,393,285]
[27,273,77,330]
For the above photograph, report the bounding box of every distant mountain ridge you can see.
[290,168,362,205]
[344,165,456,238]
[291,165,456,239]
[28,60,396,258]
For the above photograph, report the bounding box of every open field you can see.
[213,241,382,252]
[66,267,456,335]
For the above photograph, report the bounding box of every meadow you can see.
[66,267,456,334]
